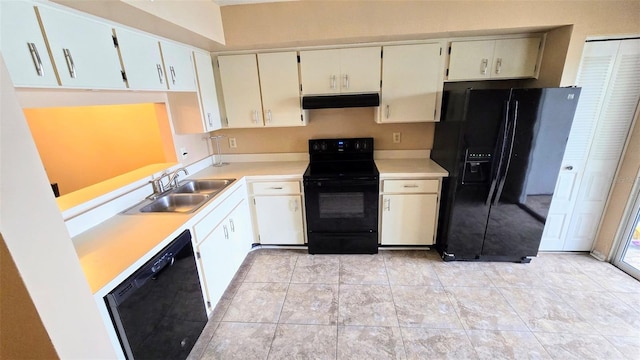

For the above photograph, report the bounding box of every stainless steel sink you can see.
[173,179,235,194]
[124,178,236,214]
[139,193,210,213]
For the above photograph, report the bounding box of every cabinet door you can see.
[254,195,305,245]
[258,52,303,127]
[197,219,235,308]
[114,27,166,90]
[160,41,196,91]
[380,44,442,123]
[447,40,495,81]
[228,200,252,269]
[492,38,541,79]
[299,48,341,95]
[0,1,58,87]
[381,194,437,245]
[37,5,125,89]
[194,51,222,131]
[218,54,264,128]
[339,47,381,94]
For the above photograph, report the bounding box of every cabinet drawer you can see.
[383,179,439,193]
[252,181,300,195]
[193,186,243,243]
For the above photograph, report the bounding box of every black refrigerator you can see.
[432,87,581,263]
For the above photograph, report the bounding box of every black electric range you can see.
[303,138,379,254]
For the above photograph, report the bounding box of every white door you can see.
[254,195,305,245]
[159,41,196,91]
[257,52,302,127]
[540,39,640,251]
[0,1,58,87]
[381,194,437,245]
[447,40,495,81]
[37,5,125,89]
[492,37,541,79]
[613,172,640,280]
[339,47,381,94]
[193,51,222,132]
[380,43,442,123]
[114,27,166,90]
[299,48,342,95]
[218,54,264,128]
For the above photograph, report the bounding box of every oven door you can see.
[303,178,379,233]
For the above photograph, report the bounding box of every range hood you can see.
[302,93,380,109]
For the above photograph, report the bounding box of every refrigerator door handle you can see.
[492,100,519,206]
[486,100,510,206]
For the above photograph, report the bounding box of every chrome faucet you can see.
[149,171,169,198]
[167,167,189,189]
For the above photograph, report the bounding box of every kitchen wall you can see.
[24,103,176,195]
[215,107,433,154]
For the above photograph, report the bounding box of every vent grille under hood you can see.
[302,93,380,109]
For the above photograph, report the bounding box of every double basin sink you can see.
[125,179,235,214]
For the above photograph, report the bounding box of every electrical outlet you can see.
[393,132,401,143]
[180,147,188,160]
[229,137,237,148]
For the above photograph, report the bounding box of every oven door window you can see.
[319,192,364,219]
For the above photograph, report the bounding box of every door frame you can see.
[611,167,640,280]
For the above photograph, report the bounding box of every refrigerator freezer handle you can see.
[492,100,519,206]
[486,100,510,206]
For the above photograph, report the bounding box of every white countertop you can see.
[73,158,446,295]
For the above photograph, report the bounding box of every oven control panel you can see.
[309,138,374,155]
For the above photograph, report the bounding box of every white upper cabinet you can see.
[193,51,222,132]
[0,1,58,87]
[300,46,381,95]
[159,41,197,91]
[218,52,303,128]
[379,43,443,123]
[37,5,125,89]
[218,54,263,128]
[447,37,542,81]
[113,27,166,91]
[257,52,302,127]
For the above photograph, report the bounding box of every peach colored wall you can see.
[24,103,176,195]
[215,107,433,154]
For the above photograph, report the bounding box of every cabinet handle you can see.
[330,75,337,90]
[63,48,76,78]
[252,110,259,123]
[385,105,390,119]
[343,74,349,89]
[384,198,391,211]
[156,64,164,84]
[269,186,284,190]
[403,184,419,188]
[495,58,502,74]
[289,199,299,212]
[223,225,229,239]
[229,218,235,232]
[480,58,488,75]
[564,165,574,171]
[207,113,213,127]
[169,65,176,85]
[266,109,272,123]
[27,43,44,77]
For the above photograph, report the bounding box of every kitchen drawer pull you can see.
[266,109,273,123]
[27,43,44,77]
[343,74,349,89]
[207,113,213,127]
[252,110,259,123]
[223,224,229,239]
[269,186,283,190]
[156,64,164,84]
[169,65,176,84]
[386,105,390,119]
[330,75,337,90]
[63,48,76,78]
[480,58,488,75]
[495,58,502,74]
[403,184,419,188]
[229,218,235,232]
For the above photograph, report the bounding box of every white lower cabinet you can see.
[250,180,305,245]
[380,179,441,245]
[193,186,252,314]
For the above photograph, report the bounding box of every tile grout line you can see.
[382,254,408,357]
[265,252,299,360]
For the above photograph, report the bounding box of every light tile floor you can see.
[188,249,640,360]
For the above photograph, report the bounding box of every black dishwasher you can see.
[105,229,207,360]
